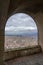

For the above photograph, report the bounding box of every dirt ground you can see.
[5,53,43,65]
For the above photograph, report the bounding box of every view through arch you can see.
[5,13,38,51]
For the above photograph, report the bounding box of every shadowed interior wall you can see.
[0,0,10,65]
[0,0,43,65]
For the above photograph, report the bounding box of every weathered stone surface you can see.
[5,53,43,65]
[4,45,41,60]
[0,0,43,65]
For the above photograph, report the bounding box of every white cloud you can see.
[5,13,37,35]
[6,13,37,27]
[5,26,37,32]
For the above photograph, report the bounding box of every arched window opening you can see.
[5,13,38,51]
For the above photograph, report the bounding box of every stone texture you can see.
[5,53,43,65]
[0,0,43,65]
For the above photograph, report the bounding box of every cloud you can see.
[5,13,37,35]
[5,26,37,32]
[6,13,37,27]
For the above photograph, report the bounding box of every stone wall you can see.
[0,0,43,65]
[4,45,41,61]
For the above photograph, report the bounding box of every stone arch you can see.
[3,0,43,60]
[0,0,43,64]
[5,12,38,51]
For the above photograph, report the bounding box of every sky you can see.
[5,13,37,35]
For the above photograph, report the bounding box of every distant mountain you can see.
[5,29,38,36]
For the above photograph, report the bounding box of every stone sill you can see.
[4,45,42,61]
[4,45,39,52]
